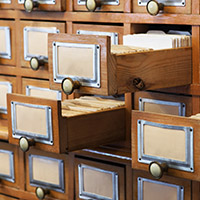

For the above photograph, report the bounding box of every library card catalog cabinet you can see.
[0,0,200,199]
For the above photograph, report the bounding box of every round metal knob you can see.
[24,0,39,12]
[61,77,81,95]
[19,137,35,152]
[146,0,164,16]
[35,187,49,200]
[149,161,168,179]
[30,57,44,71]
[86,0,101,12]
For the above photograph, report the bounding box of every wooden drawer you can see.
[20,21,65,73]
[0,20,15,66]
[22,78,65,101]
[73,0,125,12]
[75,157,125,200]
[0,142,20,190]
[72,23,124,45]
[25,149,69,199]
[16,0,65,12]
[0,194,19,200]
[131,110,200,181]
[133,0,191,14]
[7,93,125,153]
[0,75,17,141]
[134,91,192,117]
[48,34,191,96]
[133,170,191,200]
[0,0,14,9]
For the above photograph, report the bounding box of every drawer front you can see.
[73,0,124,12]
[22,78,63,101]
[0,20,15,65]
[16,0,66,12]
[7,94,62,153]
[133,0,191,14]
[133,170,191,200]
[134,91,192,116]
[20,21,65,72]
[73,24,124,45]
[26,149,69,199]
[0,0,14,9]
[131,110,200,181]
[0,142,19,189]
[75,158,125,200]
[0,194,18,200]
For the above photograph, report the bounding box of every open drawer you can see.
[131,110,200,181]
[48,34,191,96]
[7,93,125,154]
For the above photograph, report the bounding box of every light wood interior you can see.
[15,104,47,136]
[32,156,60,185]
[143,124,186,161]
[61,96,125,117]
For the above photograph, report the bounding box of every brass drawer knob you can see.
[149,161,168,179]
[86,0,101,12]
[61,77,81,95]
[19,137,35,152]
[146,0,164,16]
[35,187,49,200]
[24,0,39,12]
[30,57,44,71]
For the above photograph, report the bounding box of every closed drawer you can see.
[133,0,191,15]
[133,170,191,200]
[131,110,200,181]
[75,157,125,200]
[7,93,125,153]
[73,0,125,12]
[72,23,124,45]
[20,21,65,73]
[0,0,14,9]
[0,75,17,140]
[48,33,191,96]
[25,149,69,199]
[134,91,192,117]
[22,78,65,101]
[0,142,20,189]
[16,0,66,12]
[0,194,19,200]
[0,20,15,66]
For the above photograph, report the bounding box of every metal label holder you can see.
[0,26,11,59]
[137,120,194,172]
[138,0,185,6]
[138,97,186,116]
[137,177,184,200]
[0,81,12,114]
[78,164,119,200]
[0,150,15,183]
[0,0,11,3]
[23,27,59,61]
[77,0,119,6]
[11,101,54,145]
[26,85,62,100]
[29,154,65,193]
[18,0,55,4]
[77,30,119,45]
[52,42,101,88]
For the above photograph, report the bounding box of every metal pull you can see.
[35,187,49,200]
[30,57,45,71]
[86,0,101,11]
[61,77,81,95]
[133,78,145,90]
[149,161,168,179]
[146,0,164,16]
[24,0,39,12]
[19,137,35,152]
